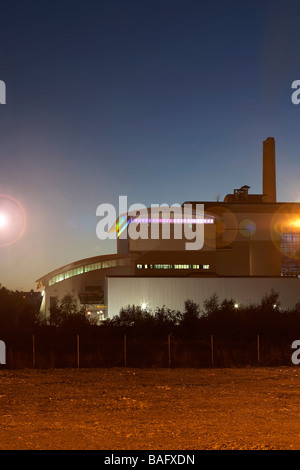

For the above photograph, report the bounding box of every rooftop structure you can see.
[36,138,300,321]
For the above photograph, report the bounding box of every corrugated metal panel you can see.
[107,277,300,317]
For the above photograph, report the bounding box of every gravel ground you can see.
[0,367,300,450]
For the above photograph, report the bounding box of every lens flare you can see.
[0,213,8,229]
[290,219,300,229]
[0,195,26,247]
[205,205,238,248]
[271,204,300,260]
[239,218,256,237]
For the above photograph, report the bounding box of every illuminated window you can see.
[133,217,214,224]
[281,233,300,276]
[154,264,172,269]
[48,258,132,286]
[49,273,65,286]
[136,263,210,270]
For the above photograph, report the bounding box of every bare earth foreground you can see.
[1,367,300,450]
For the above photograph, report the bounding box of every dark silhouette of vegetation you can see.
[1,285,300,368]
[0,284,41,330]
[49,294,89,330]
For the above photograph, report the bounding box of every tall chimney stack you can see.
[263,137,276,203]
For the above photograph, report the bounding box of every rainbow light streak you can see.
[133,218,213,224]
[117,217,133,237]
[115,216,214,237]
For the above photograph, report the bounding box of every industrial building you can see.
[36,137,300,321]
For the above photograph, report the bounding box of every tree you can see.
[261,289,280,311]
[49,295,88,328]
[180,299,200,326]
[154,305,181,327]
[109,304,154,328]
[0,284,37,329]
[203,293,219,318]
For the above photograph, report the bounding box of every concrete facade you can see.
[36,138,300,321]
[106,277,300,316]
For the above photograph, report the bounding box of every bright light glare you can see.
[291,219,300,229]
[0,194,26,247]
[0,213,8,228]
[141,303,147,311]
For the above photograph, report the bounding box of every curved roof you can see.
[36,252,137,287]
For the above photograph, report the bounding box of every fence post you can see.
[77,334,80,368]
[257,334,260,366]
[210,334,214,368]
[124,335,127,368]
[168,334,171,367]
[32,334,35,369]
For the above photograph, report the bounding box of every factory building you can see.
[36,138,300,321]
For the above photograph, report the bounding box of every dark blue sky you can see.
[1,0,300,289]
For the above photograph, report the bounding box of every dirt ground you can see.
[0,367,300,450]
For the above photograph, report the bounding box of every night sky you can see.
[1,0,300,290]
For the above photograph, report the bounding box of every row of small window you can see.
[48,258,131,286]
[136,264,210,270]
[83,258,130,273]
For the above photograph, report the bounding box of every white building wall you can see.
[42,265,132,319]
[106,277,300,317]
